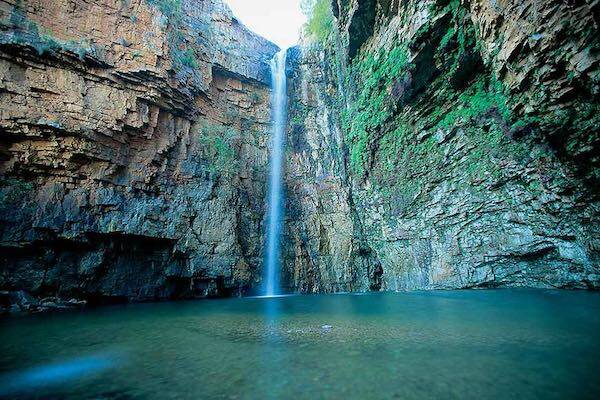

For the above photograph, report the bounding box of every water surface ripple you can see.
[1,290,599,399]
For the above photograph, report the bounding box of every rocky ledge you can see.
[0,0,278,308]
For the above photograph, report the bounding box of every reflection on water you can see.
[1,289,599,399]
[0,353,120,397]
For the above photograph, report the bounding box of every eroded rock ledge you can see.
[0,0,278,307]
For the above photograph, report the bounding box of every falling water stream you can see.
[264,49,288,296]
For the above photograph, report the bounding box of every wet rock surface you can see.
[282,0,599,291]
[0,290,86,314]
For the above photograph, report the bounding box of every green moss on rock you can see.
[196,121,241,176]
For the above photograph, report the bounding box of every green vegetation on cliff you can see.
[197,121,240,176]
[334,0,597,214]
[146,0,200,70]
[343,45,411,176]
[147,0,182,19]
[340,0,528,207]
[2,3,96,60]
[301,0,334,44]
[0,178,33,212]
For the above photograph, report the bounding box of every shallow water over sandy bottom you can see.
[1,289,599,399]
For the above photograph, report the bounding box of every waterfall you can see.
[264,49,288,297]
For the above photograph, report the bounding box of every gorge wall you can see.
[0,0,278,304]
[281,0,600,292]
[0,0,598,308]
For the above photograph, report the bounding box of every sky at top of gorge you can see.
[224,0,307,49]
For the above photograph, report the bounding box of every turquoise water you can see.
[1,290,599,399]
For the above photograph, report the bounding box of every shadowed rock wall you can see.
[282,0,599,292]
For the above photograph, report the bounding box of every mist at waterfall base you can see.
[263,49,288,297]
[1,290,600,399]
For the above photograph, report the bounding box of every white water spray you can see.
[264,49,288,297]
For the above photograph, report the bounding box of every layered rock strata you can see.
[1,0,598,308]
[0,0,278,303]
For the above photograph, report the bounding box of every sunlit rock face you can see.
[0,0,278,303]
[282,0,599,291]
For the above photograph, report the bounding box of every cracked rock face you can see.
[0,0,598,307]
[0,0,278,303]
[282,0,599,292]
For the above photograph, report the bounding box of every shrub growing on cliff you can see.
[146,0,200,72]
[301,0,334,44]
[197,122,240,176]
[147,0,182,21]
[177,48,199,69]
